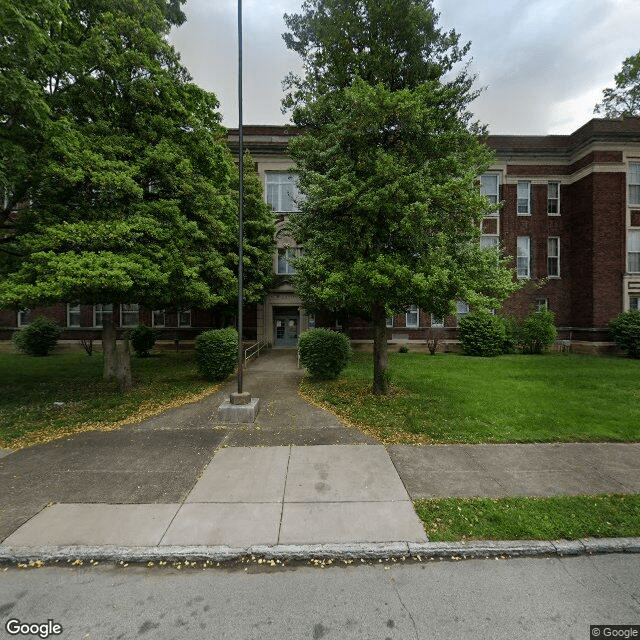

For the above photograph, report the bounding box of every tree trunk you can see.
[115,338,132,391]
[102,309,133,391]
[372,301,388,395]
[103,314,118,381]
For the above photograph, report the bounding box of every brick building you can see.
[2,116,640,349]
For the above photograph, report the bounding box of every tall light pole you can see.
[236,0,244,395]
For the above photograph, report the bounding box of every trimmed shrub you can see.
[127,324,158,357]
[194,328,238,381]
[298,328,351,380]
[458,310,506,357]
[519,309,557,354]
[609,310,640,358]
[501,316,520,354]
[12,316,62,356]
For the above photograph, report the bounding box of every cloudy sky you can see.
[168,0,640,135]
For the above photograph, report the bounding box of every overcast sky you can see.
[168,0,640,135]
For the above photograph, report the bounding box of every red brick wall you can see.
[566,174,595,327]
[591,172,625,326]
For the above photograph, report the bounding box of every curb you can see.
[2,538,639,565]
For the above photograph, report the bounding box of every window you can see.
[120,303,139,327]
[152,309,166,328]
[17,309,31,327]
[386,317,394,328]
[628,230,640,273]
[630,297,640,311]
[547,182,560,215]
[265,172,302,212]
[178,310,191,328]
[67,303,81,327]
[517,181,531,215]
[517,236,531,278]
[480,235,499,249]
[277,247,297,275]
[535,298,549,311]
[629,162,640,206]
[406,305,419,328]
[456,301,469,322]
[547,237,560,278]
[93,304,113,327]
[480,174,499,208]
[431,315,444,328]
[146,179,160,195]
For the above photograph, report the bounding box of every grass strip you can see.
[414,495,640,541]
[0,350,220,449]
[301,352,640,444]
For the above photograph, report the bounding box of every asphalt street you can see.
[2,554,639,639]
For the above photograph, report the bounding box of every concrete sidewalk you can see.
[2,445,426,549]
[1,348,639,561]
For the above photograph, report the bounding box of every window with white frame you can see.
[17,308,31,327]
[152,309,166,328]
[629,162,640,206]
[630,297,640,311]
[456,301,469,322]
[93,304,113,327]
[517,181,531,215]
[431,314,444,328]
[406,305,419,328]
[386,317,394,328]
[67,303,81,327]
[480,235,499,249]
[628,230,640,273]
[517,236,531,278]
[535,298,549,311]
[277,247,297,275]
[547,182,560,215]
[178,309,191,328]
[480,174,499,208]
[547,237,560,278]
[265,172,302,213]
[120,303,139,327]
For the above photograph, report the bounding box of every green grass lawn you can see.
[300,352,640,444]
[0,349,219,448]
[415,495,640,541]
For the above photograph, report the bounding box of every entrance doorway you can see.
[273,306,299,347]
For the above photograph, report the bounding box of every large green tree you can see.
[283,0,518,394]
[0,0,274,388]
[595,50,640,118]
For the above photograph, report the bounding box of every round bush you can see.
[298,328,351,380]
[458,310,506,357]
[127,324,158,357]
[520,309,557,354]
[194,328,238,381]
[500,315,520,354]
[12,316,62,356]
[609,310,640,358]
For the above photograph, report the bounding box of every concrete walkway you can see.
[1,348,639,560]
[2,445,426,549]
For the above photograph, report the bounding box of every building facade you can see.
[2,117,640,348]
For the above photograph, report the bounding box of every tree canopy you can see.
[283,0,518,394]
[0,0,274,387]
[595,50,640,118]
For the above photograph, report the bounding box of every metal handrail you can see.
[244,339,267,366]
